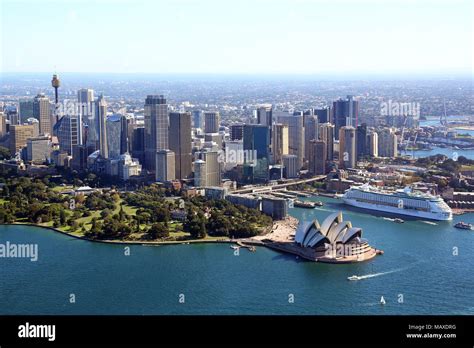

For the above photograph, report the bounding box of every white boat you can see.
[342,184,453,221]
[230,245,240,250]
[347,275,361,281]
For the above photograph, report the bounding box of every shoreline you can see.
[0,223,235,246]
[1,218,380,263]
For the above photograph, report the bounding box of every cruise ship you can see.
[342,184,453,221]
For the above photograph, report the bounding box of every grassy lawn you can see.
[51,185,74,193]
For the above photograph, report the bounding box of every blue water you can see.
[1,198,473,315]
[401,147,473,160]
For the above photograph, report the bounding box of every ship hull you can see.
[343,198,452,221]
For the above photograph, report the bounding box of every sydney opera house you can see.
[293,212,378,263]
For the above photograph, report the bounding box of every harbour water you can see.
[409,117,474,159]
[400,147,474,160]
[1,197,473,315]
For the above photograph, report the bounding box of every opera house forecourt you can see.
[262,212,380,263]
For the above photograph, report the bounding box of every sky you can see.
[1,0,472,75]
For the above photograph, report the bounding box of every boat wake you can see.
[349,266,409,281]
[421,221,438,226]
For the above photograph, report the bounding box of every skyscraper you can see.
[308,140,327,175]
[155,149,175,182]
[304,115,319,162]
[194,159,207,187]
[339,126,356,169]
[10,124,35,154]
[332,96,359,140]
[120,115,133,155]
[33,93,52,135]
[271,123,289,164]
[378,128,398,158]
[204,111,220,133]
[368,131,378,158]
[131,126,145,165]
[192,110,203,129]
[243,124,270,183]
[96,95,108,159]
[5,107,19,126]
[257,105,272,127]
[169,112,192,180]
[319,123,335,161]
[276,112,304,170]
[282,154,298,179]
[106,114,122,159]
[27,136,51,163]
[201,150,221,187]
[78,88,95,147]
[0,112,6,138]
[54,114,82,155]
[356,123,368,159]
[19,98,34,123]
[314,107,331,124]
[230,124,244,141]
[144,95,168,171]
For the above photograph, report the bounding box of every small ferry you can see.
[294,200,317,209]
[454,222,473,230]
[294,200,323,209]
[347,275,362,281]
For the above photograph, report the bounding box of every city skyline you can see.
[1,0,472,75]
